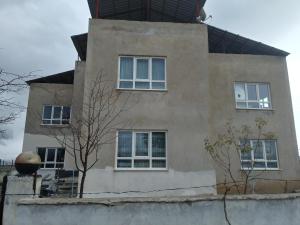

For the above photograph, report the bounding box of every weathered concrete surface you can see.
[209,54,300,192]
[15,194,300,225]
[83,168,216,197]
[3,176,42,225]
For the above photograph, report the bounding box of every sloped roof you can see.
[208,25,289,56]
[26,70,74,85]
[71,34,88,61]
[87,0,206,23]
[71,25,288,61]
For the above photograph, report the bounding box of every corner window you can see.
[118,56,166,90]
[234,82,271,109]
[240,140,278,170]
[42,105,71,125]
[37,147,65,169]
[116,131,167,169]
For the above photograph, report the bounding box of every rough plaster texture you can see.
[3,176,41,225]
[13,194,300,225]
[21,19,300,196]
[208,54,300,190]
[83,19,212,171]
[83,168,216,197]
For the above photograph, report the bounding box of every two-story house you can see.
[22,0,300,197]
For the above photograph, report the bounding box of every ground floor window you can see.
[240,140,278,170]
[37,147,65,169]
[116,131,167,169]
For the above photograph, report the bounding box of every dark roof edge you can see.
[26,70,74,85]
[207,25,289,57]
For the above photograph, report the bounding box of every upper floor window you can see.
[42,105,71,125]
[37,147,65,169]
[240,139,278,170]
[118,56,166,90]
[116,130,167,170]
[234,82,271,109]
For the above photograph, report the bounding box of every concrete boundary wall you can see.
[15,194,300,225]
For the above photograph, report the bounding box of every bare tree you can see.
[0,68,34,134]
[204,118,275,194]
[49,73,131,198]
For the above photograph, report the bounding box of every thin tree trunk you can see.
[79,169,87,198]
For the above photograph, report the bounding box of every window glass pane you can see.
[152,132,166,157]
[152,160,166,168]
[236,102,247,108]
[134,160,150,168]
[240,140,251,160]
[62,120,70,125]
[42,120,51,125]
[62,107,71,120]
[152,59,165,80]
[56,149,65,163]
[135,133,149,156]
[37,148,46,162]
[267,162,278,168]
[118,131,132,157]
[56,163,64,169]
[47,148,56,162]
[235,83,246,101]
[52,120,61,125]
[117,160,132,168]
[248,102,259,109]
[53,107,62,119]
[135,82,150,89]
[45,163,55,168]
[120,57,133,79]
[252,140,264,159]
[241,161,252,169]
[265,140,277,160]
[253,162,266,168]
[152,82,165,90]
[259,84,270,103]
[136,59,149,79]
[43,106,52,119]
[119,81,133,89]
[247,84,257,100]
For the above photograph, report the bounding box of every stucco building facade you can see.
[22,0,300,196]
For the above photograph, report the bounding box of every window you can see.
[116,131,167,169]
[240,140,278,170]
[42,105,71,125]
[37,147,65,169]
[118,56,166,90]
[234,82,271,109]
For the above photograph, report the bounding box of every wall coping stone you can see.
[17,193,300,206]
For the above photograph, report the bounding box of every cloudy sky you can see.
[0,0,299,159]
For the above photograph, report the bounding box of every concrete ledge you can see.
[18,193,300,206]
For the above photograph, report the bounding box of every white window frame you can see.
[234,82,272,110]
[37,147,65,169]
[240,139,279,170]
[115,130,168,171]
[118,56,167,91]
[42,105,71,125]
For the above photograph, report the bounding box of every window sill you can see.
[236,108,275,112]
[240,168,281,171]
[40,124,70,128]
[114,168,168,172]
[39,168,64,170]
[116,88,168,92]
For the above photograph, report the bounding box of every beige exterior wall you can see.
[83,19,213,171]
[22,19,300,195]
[208,53,300,191]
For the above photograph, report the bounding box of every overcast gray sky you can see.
[0,0,299,159]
